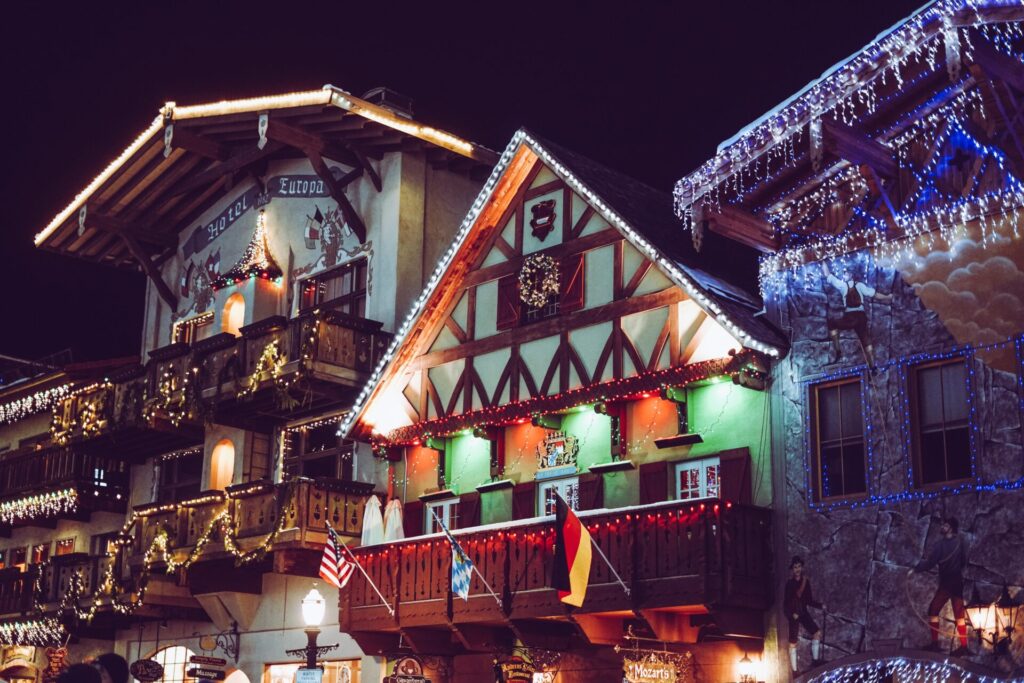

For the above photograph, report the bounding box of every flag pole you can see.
[555,492,630,598]
[330,523,395,617]
[429,508,503,609]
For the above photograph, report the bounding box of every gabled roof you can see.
[33,85,497,268]
[340,129,785,437]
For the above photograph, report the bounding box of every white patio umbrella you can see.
[361,494,384,545]
[382,498,406,541]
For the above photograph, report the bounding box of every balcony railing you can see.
[0,446,128,527]
[130,477,373,577]
[341,499,772,634]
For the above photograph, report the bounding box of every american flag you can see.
[320,521,354,589]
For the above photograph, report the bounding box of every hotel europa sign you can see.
[623,657,677,683]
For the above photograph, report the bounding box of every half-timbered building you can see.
[343,130,787,682]
[674,1,1024,680]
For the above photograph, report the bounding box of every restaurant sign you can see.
[497,655,534,682]
[623,656,677,683]
[383,654,428,683]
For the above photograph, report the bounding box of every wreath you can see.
[518,254,560,309]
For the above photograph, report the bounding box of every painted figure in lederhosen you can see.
[910,516,969,656]
[822,262,892,367]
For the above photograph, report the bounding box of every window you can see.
[911,360,971,486]
[291,422,354,480]
[10,547,26,571]
[172,312,213,345]
[537,477,579,516]
[222,293,246,336]
[675,457,721,500]
[159,451,203,503]
[264,661,359,683]
[92,532,117,557]
[150,646,196,683]
[300,259,368,316]
[0,550,5,569]
[209,439,235,491]
[55,539,75,556]
[812,378,867,499]
[30,544,49,564]
[425,498,459,534]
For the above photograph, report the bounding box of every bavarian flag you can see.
[551,494,592,607]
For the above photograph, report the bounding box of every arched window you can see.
[150,646,196,683]
[210,439,236,491]
[222,293,246,336]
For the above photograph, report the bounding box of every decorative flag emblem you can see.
[551,494,592,607]
[320,522,354,589]
[451,545,473,601]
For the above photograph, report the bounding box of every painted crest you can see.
[537,431,578,469]
[529,199,557,240]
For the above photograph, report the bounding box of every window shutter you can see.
[512,481,537,519]
[718,448,752,504]
[459,492,481,528]
[577,473,604,510]
[403,500,425,537]
[639,461,669,504]
[559,253,585,314]
[496,276,520,330]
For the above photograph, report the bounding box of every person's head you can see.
[93,653,129,683]
[790,556,805,578]
[941,517,959,536]
[57,663,103,683]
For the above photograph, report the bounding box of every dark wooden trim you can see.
[622,259,654,299]
[822,121,897,179]
[411,287,686,370]
[570,205,596,240]
[166,126,229,161]
[170,142,284,197]
[120,232,177,308]
[464,229,621,289]
[444,317,468,344]
[306,149,368,243]
[523,178,563,200]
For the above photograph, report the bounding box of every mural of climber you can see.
[821,262,893,367]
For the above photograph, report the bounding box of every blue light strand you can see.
[800,336,1021,512]
[807,655,1024,683]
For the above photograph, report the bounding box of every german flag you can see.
[551,494,592,607]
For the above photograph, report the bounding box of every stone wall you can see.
[771,258,1024,676]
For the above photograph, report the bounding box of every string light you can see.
[0,384,71,425]
[212,210,283,290]
[805,655,1023,683]
[0,488,78,525]
[0,618,67,647]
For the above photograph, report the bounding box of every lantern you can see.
[965,586,997,641]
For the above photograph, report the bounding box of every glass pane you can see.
[840,381,863,438]
[177,454,203,479]
[842,442,867,495]
[917,366,944,427]
[919,430,946,484]
[941,362,969,422]
[705,464,720,498]
[819,387,841,440]
[302,455,337,479]
[678,465,700,499]
[821,445,844,498]
[945,427,972,480]
[306,423,338,453]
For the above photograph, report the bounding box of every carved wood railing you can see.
[342,499,772,631]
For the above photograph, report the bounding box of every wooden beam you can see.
[696,204,779,253]
[349,145,382,192]
[166,125,229,161]
[306,150,368,243]
[170,142,284,196]
[82,210,177,249]
[265,119,361,168]
[822,121,897,179]
[972,39,1024,94]
[859,164,900,231]
[120,232,177,308]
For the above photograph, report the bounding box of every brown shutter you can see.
[512,481,537,519]
[496,276,520,330]
[577,473,604,511]
[639,461,670,504]
[559,253,585,314]
[403,500,425,537]
[458,492,481,529]
[718,448,752,504]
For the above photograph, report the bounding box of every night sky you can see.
[1,1,924,363]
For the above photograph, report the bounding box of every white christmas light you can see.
[0,383,71,425]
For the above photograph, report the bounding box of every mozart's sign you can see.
[623,657,677,683]
[181,168,346,258]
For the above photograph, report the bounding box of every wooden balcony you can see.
[129,477,373,593]
[341,499,772,655]
[50,363,202,461]
[0,446,128,531]
[194,310,391,431]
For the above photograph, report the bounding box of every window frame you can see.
[425,498,460,535]
[171,311,213,345]
[810,375,869,502]
[908,356,974,489]
[158,451,204,503]
[298,258,369,316]
[54,538,75,557]
[292,423,355,481]
[537,476,580,517]
[673,456,722,501]
[30,543,49,565]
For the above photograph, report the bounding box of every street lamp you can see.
[737,653,756,683]
[965,586,998,647]
[286,586,338,671]
[995,585,1021,655]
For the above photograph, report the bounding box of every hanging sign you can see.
[295,669,323,683]
[623,655,677,683]
[42,647,66,683]
[497,655,535,682]
[189,655,227,668]
[383,654,429,683]
[187,667,227,681]
[181,167,346,258]
[129,659,165,683]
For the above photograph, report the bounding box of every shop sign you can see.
[189,655,227,668]
[295,669,323,683]
[187,667,227,681]
[497,655,534,682]
[3,646,36,666]
[623,657,677,683]
[129,659,165,683]
[383,654,428,683]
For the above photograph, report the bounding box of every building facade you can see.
[674,2,1024,680]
